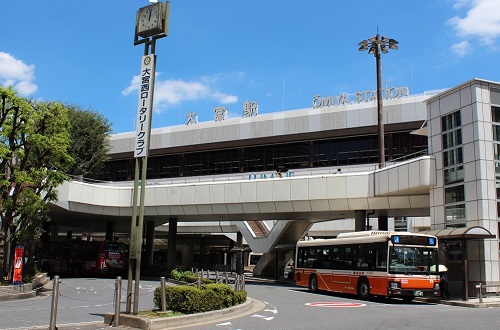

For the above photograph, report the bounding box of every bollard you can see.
[113,277,122,327]
[197,274,201,289]
[49,275,60,330]
[242,274,245,291]
[160,277,166,312]
[478,283,484,303]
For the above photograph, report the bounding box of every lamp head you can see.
[388,39,399,50]
[358,40,369,51]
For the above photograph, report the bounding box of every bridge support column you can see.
[378,216,388,231]
[355,210,366,232]
[167,218,177,269]
[105,221,114,241]
[200,235,206,269]
[236,232,243,274]
[51,225,59,240]
[146,221,155,266]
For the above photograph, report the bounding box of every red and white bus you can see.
[36,240,128,276]
[294,231,441,302]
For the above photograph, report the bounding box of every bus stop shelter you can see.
[419,226,496,300]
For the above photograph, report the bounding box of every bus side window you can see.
[376,246,387,270]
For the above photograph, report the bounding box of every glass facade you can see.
[441,110,465,227]
[493,106,500,218]
[99,132,427,181]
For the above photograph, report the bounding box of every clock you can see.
[136,2,169,38]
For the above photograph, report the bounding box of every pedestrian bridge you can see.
[51,155,435,226]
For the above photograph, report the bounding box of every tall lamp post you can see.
[358,34,398,168]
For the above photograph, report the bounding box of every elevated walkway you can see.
[49,156,436,272]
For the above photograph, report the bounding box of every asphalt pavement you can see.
[2,275,500,330]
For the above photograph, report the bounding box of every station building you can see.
[49,78,500,298]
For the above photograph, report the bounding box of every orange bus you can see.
[36,240,128,276]
[294,231,441,302]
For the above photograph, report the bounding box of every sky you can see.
[1,0,500,134]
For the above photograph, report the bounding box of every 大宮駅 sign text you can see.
[312,86,409,109]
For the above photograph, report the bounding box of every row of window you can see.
[297,243,387,271]
[99,133,427,181]
[493,106,500,221]
[442,110,466,227]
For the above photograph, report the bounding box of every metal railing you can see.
[475,282,500,303]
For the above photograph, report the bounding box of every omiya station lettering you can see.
[312,86,409,109]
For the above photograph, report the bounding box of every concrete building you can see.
[47,78,499,298]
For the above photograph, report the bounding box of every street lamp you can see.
[358,34,399,168]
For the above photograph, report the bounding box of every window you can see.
[441,110,465,226]
[445,185,465,203]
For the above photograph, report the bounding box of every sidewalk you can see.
[417,295,500,308]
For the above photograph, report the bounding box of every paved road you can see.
[184,283,500,330]
[2,278,500,330]
[0,277,157,330]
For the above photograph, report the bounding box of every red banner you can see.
[12,246,24,285]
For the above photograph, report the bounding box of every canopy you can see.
[419,226,495,240]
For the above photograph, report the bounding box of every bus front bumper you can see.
[388,288,440,298]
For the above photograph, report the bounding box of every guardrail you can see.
[475,282,500,303]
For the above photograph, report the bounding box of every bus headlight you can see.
[389,281,401,289]
[434,283,440,290]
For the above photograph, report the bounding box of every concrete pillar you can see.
[105,221,114,241]
[41,222,50,242]
[145,221,155,266]
[200,235,206,269]
[355,210,366,232]
[236,232,243,274]
[50,225,59,241]
[167,218,177,269]
[378,216,388,231]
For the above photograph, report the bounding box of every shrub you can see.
[168,268,213,284]
[154,283,246,314]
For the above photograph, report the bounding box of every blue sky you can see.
[1,0,500,134]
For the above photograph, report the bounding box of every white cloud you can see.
[0,52,37,96]
[451,40,472,57]
[448,0,500,56]
[122,73,239,113]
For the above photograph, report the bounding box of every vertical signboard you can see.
[134,54,156,158]
[12,246,24,285]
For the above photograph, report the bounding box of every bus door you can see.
[331,246,353,285]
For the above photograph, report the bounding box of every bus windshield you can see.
[389,246,438,274]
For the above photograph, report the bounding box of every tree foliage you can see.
[65,104,112,179]
[0,86,73,274]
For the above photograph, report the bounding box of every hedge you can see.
[153,283,247,314]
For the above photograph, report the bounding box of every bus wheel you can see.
[357,278,370,300]
[309,275,318,292]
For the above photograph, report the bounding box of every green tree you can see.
[0,86,73,276]
[66,104,112,179]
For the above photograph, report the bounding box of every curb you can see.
[415,297,500,308]
[0,273,49,302]
[104,297,264,330]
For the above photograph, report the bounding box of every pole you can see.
[375,34,385,168]
[49,275,60,330]
[114,276,122,327]
[160,277,166,312]
[126,157,140,314]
